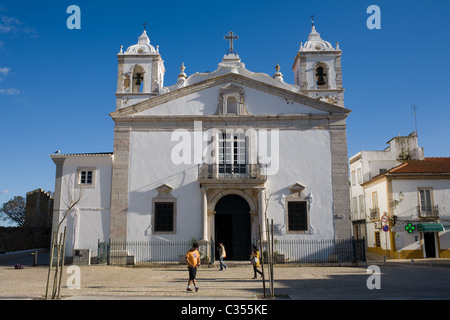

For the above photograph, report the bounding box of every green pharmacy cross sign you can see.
[405,223,416,233]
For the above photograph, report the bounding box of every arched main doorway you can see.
[214,194,251,260]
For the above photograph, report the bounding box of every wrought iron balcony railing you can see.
[198,163,267,181]
[418,205,439,218]
[369,208,379,220]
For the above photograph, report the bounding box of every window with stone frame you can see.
[152,184,176,234]
[76,167,96,188]
[217,84,248,115]
[285,183,311,233]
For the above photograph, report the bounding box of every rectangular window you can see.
[359,195,365,215]
[80,170,93,184]
[353,197,358,215]
[76,167,96,187]
[370,192,379,220]
[419,188,433,213]
[287,201,308,231]
[154,202,174,232]
[219,132,246,174]
[357,168,362,184]
[375,232,381,247]
[372,192,378,209]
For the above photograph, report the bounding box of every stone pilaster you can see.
[334,54,344,107]
[110,126,130,242]
[330,120,352,240]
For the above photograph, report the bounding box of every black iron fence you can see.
[98,239,213,265]
[267,238,366,263]
[97,238,365,265]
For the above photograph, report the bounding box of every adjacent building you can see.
[350,133,450,258]
[362,157,450,258]
[349,132,424,241]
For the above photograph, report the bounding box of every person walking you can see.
[186,242,201,292]
[250,245,263,279]
[217,243,228,271]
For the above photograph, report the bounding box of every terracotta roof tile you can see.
[389,157,450,174]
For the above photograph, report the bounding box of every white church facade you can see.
[51,24,352,263]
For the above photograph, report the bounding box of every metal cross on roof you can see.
[224,31,238,54]
[310,15,315,26]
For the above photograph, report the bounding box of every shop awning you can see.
[417,223,445,232]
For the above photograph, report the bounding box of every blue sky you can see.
[1,1,449,226]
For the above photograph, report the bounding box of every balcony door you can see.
[218,132,246,175]
[419,188,433,216]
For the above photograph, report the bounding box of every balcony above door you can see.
[198,163,266,186]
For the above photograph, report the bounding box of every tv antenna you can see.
[412,104,418,135]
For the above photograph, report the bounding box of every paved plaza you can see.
[1,252,450,301]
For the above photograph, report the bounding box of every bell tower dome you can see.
[115,28,165,110]
[292,20,344,107]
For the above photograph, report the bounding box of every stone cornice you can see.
[112,113,348,131]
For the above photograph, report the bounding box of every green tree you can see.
[0,196,25,227]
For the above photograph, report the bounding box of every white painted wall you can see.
[362,176,450,254]
[126,128,334,242]
[265,129,334,239]
[127,130,201,242]
[392,178,450,252]
[137,85,327,117]
[244,86,327,115]
[364,180,391,250]
[53,155,112,257]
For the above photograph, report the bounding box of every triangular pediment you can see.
[110,73,350,119]
[156,184,173,191]
[289,183,306,192]
[155,184,174,198]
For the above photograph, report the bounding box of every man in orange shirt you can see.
[186,242,201,292]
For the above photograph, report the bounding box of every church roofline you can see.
[50,152,113,156]
[50,152,113,159]
[49,152,113,165]
[110,72,351,119]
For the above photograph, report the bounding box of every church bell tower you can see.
[292,19,344,107]
[115,28,165,110]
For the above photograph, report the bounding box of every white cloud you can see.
[0,88,20,95]
[0,15,37,37]
[1,190,9,195]
[0,67,9,75]
[0,67,18,94]
[0,66,10,81]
